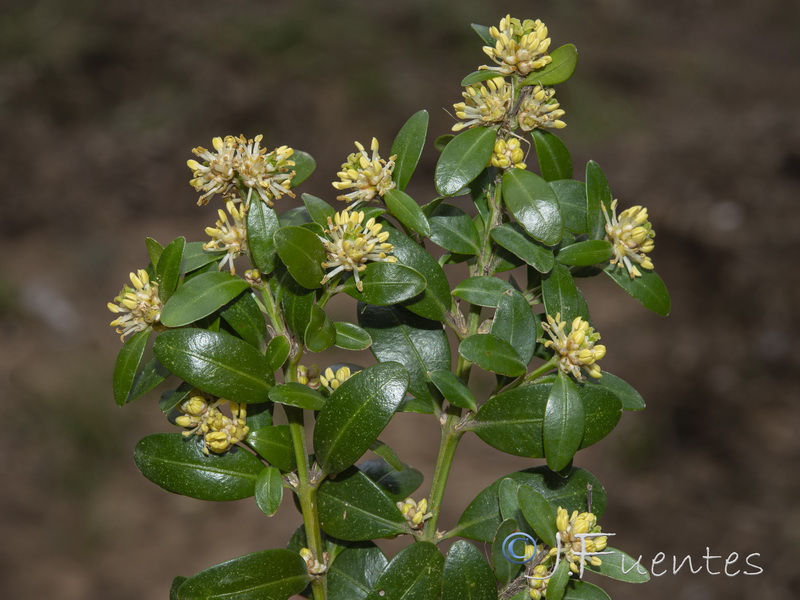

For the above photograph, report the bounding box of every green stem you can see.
[524,356,558,382]
[421,408,464,543]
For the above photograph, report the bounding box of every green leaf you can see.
[532,130,572,182]
[498,478,526,533]
[170,576,186,600]
[161,271,250,327]
[459,334,526,377]
[428,203,481,255]
[245,401,274,430]
[492,289,536,364]
[269,382,325,411]
[359,458,424,502]
[145,237,164,267]
[435,127,497,197]
[341,263,426,305]
[384,188,431,236]
[364,542,444,600]
[156,236,185,303]
[471,23,493,44]
[520,44,579,86]
[544,372,585,471]
[276,265,315,343]
[220,291,268,349]
[557,241,613,267]
[452,276,514,308]
[274,226,326,289]
[604,266,670,316]
[315,362,409,474]
[181,242,224,273]
[434,134,454,152]
[113,329,151,406]
[455,467,607,543]
[159,383,194,414]
[177,548,309,600]
[369,440,403,471]
[490,223,555,274]
[359,304,450,411]
[579,384,622,448]
[134,433,264,501]
[304,304,336,352]
[550,180,589,234]
[127,356,171,403]
[254,466,283,516]
[585,371,645,411]
[518,486,557,546]
[302,193,335,228]
[492,519,522,585]
[154,329,273,403]
[265,335,290,371]
[544,557,571,600]
[318,467,406,540]
[541,263,589,323]
[562,580,613,600]
[460,70,504,86]
[585,547,650,583]
[247,200,281,274]
[291,149,316,186]
[245,425,295,472]
[429,370,477,412]
[442,540,498,600]
[502,169,563,246]
[328,544,388,600]
[471,384,549,457]
[334,322,372,350]
[586,161,612,240]
[391,110,429,191]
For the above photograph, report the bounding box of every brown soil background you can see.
[2,0,799,598]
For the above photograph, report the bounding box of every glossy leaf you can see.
[435,127,497,197]
[428,202,481,255]
[247,200,281,274]
[127,356,171,403]
[429,369,477,412]
[220,291,268,349]
[364,542,444,600]
[154,329,273,404]
[542,263,589,323]
[159,383,194,414]
[579,384,622,448]
[161,271,250,327]
[545,557,571,600]
[145,237,164,266]
[156,236,185,303]
[452,276,514,308]
[269,382,325,411]
[254,466,283,516]
[498,479,528,536]
[459,334,526,377]
[585,371,645,411]
[460,70,504,86]
[341,263,426,305]
[585,547,650,583]
[328,544,388,600]
[113,329,150,406]
[544,373,585,471]
[435,134,454,152]
[471,23,494,45]
[520,44,579,86]
[274,226,326,289]
[557,240,613,267]
[518,485,557,546]
[604,266,671,316]
[276,266,315,343]
[369,440,403,471]
[134,433,264,501]
[492,289,537,364]
[177,548,309,600]
[302,193,335,228]
[291,150,316,186]
[532,130,572,181]
[549,179,589,234]
[245,425,295,472]
[586,161,612,240]
[470,384,549,457]
[304,304,336,352]
[244,402,274,430]
[384,188,430,236]
[265,335,290,372]
[562,580,613,600]
[490,223,555,274]
[359,458,424,502]
[492,519,522,585]
[318,467,406,540]
[391,110,429,191]
[314,362,409,474]
[502,169,563,246]
[334,322,372,350]
[442,540,498,600]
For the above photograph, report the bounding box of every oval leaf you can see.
[113,329,151,406]
[520,44,579,86]
[459,333,526,377]
[328,544,388,600]
[156,236,185,303]
[269,382,325,411]
[181,241,224,274]
[563,580,613,600]
[304,303,336,352]
[274,226,326,289]
[291,149,316,186]
[442,540,498,600]
[220,291,268,349]
[265,335,290,371]
[586,161,612,240]
[429,369,477,412]
[585,371,645,411]
[161,271,250,327]
[532,130,572,182]
[341,262,426,306]
[127,356,171,404]
[246,200,281,274]
[364,542,444,600]
[384,188,431,236]
[334,322,372,350]
[302,193,335,228]
[460,70,504,86]
[492,519,523,585]
[359,458,424,503]
[502,169,563,246]
[518,486,557,546]
[490,223,555,273]
[544,373,585,471]
[255,466,283,516]
[542,263,589,324]
[452,276,514,308]
[585,547,651,583]
[435,127,497,197]
[492,289,537,365]
[391,110,429,191]
[428,202,481,255]
[604,266,670,316]
[557,240,613,266]
[550,179,589,234]
[245,425,295,472]
[471,384,549,457]
[579,384,622,448]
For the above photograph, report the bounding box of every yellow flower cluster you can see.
[319,366,353,393]
[481,15,552,76]
[396,497,432,530]
[203,200,249,274]
[332,138,396,204]
[603,199,656,278]
[491,137,527,170]
[549,507,608,574]
[187,134,296,206]
[175,395,249,455]
[297,364,321,389]
[540,313,606,380]
[517,86,566,132]
[527,564,551,600]
[319,209,397,291]
[452,77,511,132]
[107,269,163,341]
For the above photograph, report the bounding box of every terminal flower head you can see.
[320,366,353,393]
[603,199,656,278]
[452,77,511,132]
[517,86,566,131]
[187,135,239,205]
[108,269,163,341]
[397,497,433,529]
[203,200,248,274]
[332,138,396,204]
[550,507,608,573]
[236,136,296,206]
[481,15,552,77]
[319,209,397,291]
[491,137,527,170]
[175,396,249,455]
[540,313,606,380]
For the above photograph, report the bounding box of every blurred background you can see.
[2,0,799,598]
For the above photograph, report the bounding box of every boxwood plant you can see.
[108,14,670,600]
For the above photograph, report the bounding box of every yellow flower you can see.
[319,209,397,291]
[397,497,433,529]
[297,364,321,389]
[319,366,352,393]
[452,77,511,132]
[550,507,609,574]
[481,15,552,77]
[517,86,566,131]
[603,199,656,278]
[203,200,248,274]
[236,136,296,206]
[491,137,527,170]
[175,396,249,455]
[187,135,240,205]
[540,313,606,380]
[332,138,396,204]
[527,564,551,600]
[107,269,163,341]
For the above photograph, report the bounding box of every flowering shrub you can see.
[108,14,670,600]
